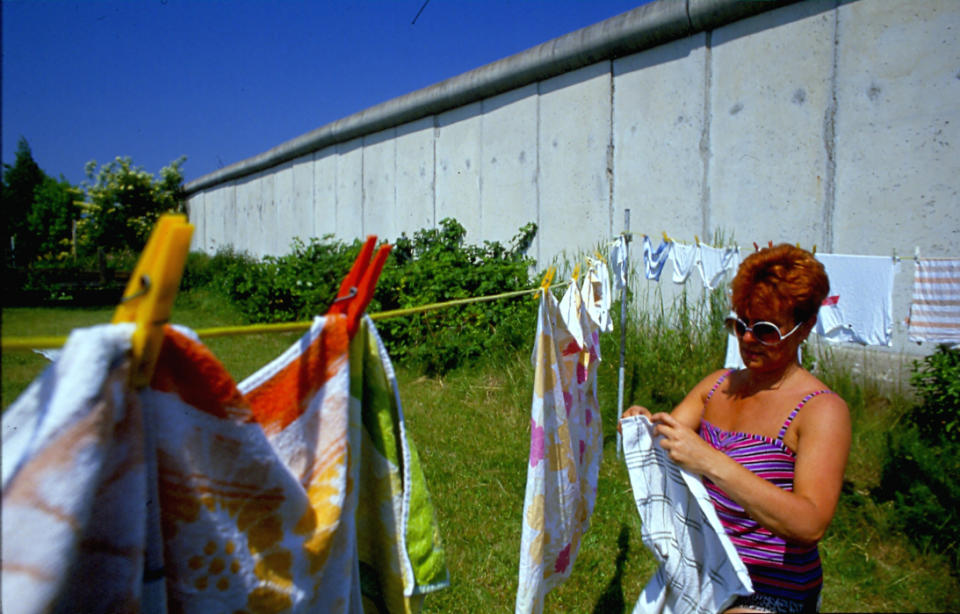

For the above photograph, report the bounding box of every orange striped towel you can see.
[908,259,960,344]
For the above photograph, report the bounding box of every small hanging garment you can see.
[696,245,740,290]
[581,257,614,333]
[907,258,960,345]
[516,283,602,614]
[610,235,629,292]
[814,253,899,346]
[621,415,752,614]
[669,242,698,284]
[643,237,672,281]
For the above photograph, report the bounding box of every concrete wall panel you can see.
[480,85,539,247]
[221,182,238,255]
[436,103,482,240]
[313,148,337,238]
[291,155,315,243]
[395,117,436,238]
[205,185,226,253]
[833,0,960,256]
[709,1,835,247]
[272,163,295,255]
[259,172,277,256]
[362,128,398,242]
[613,34,708,242]
[538,62,612,264]
[336,139,364,241]
[188,190,206,253]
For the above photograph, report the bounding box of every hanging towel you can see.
[814,253,899,346]
[2,323,147,614]
[346,317,450,613]
[669,242,698,285]
[610,235,629,292]
[697,246,740,290]
[147,316,360,614]
[908,258,960,345]
[516,284,602,614]
[643,237,673,282]
[581,257,614,333]
[621,415,752,614]
[2,316,447,614]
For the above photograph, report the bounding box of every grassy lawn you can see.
[3,296,958,611]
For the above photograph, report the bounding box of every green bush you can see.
[373,218,538,374]
[908,345,960,443]
[876,346,960,576]
[878,427,960,575]
[182,219,540,375]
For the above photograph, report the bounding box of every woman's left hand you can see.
[650,412,719,476]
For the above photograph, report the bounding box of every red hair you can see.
[731,244,829,325]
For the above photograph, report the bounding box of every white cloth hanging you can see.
[814,253,899,346]
[621,415,752,614]
[610,235,629,292]
[581,257,614,333]
[697,245,740,290]
[669,242,698,284]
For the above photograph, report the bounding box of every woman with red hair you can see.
[623,244,850,613]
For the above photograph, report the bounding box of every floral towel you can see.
[516,282,602,614]
[2,315,446,614]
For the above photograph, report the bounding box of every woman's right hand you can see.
[617,405,652,433]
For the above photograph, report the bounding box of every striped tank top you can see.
[699,370,832,608]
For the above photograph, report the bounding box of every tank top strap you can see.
[777,389,834,441]
[705,369,736,404]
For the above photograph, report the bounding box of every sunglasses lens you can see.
[753,322,782,344]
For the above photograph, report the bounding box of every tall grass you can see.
[3,283,959,611]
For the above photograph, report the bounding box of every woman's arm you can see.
[653,393,851,544]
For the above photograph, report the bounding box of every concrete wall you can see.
[185,0,960,361]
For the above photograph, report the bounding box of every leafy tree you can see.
[2,137,47,265]
[77,155,186,256]
[27,175,81,262]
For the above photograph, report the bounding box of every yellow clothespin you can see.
[535,266,556,299]
[812,244,817,254]
[571,263,581,283]
[112,214,194,388]
[694,235,700,246]
[594,250,606,264]
[662,231,672,243]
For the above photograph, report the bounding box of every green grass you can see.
[3,291,959,611]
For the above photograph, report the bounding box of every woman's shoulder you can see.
[792,370,850,426]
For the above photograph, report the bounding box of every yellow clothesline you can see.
[1,281,573,351]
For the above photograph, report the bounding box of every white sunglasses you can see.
[725,315,802,346]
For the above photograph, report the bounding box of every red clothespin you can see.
[768,240,774,248]
[329,235,378,310]
[753,242,759,252]
[328,235,392,338]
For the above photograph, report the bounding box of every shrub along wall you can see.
[185,218,539,374]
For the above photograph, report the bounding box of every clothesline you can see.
[0,281,573,351]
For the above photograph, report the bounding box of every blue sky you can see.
[3,0,644,187]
